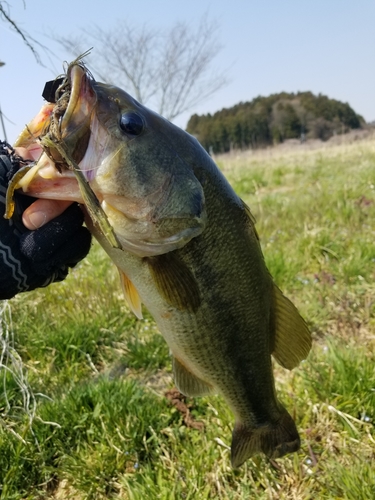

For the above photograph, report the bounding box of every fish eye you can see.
[119,112,144,136]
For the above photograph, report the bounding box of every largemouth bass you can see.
[9,61,311,467]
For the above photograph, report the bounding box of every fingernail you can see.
[27,211,47,229]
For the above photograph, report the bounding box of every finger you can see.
[14,145,43,161]
[22,199,73,229]
[14,147,29,158]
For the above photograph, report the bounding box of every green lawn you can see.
[1,135,375,499]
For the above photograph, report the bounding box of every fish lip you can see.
[14,63,97,161]
[14,103,55,150]
[58,63,97,146]
[8,63,99,206]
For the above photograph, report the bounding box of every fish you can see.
[9,60,311,467]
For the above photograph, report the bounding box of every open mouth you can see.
[6,60,121,250]
[15,61,96,168]
[5,64,90,213]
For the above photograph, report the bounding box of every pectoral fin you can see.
[173,356,213,397]
[118,269,143,319]
[271,284,311,369]
[146,252,201,312]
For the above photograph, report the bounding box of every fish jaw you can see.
[19,171,84,203]
[57,64,97,164]
[14,64,96,167]
[60,63,96,139]
[11,108,84,204]
[10,65,96,203]
[14,103,54,151]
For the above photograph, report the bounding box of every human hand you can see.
[22,198,74,229]
[0,141,92,299]
[13,146,73,230]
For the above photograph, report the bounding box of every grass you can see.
[1,134,375,499]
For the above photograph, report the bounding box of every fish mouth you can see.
[12,63,98,202]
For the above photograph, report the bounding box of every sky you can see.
[1,0,374,143]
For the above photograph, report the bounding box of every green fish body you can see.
[12,62,311,467]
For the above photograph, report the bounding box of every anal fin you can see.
[118,268,143,319]
[173,356,213,397]
[231,409,300,468]
[271,284,311,370]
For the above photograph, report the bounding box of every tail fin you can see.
[231,409,300,468]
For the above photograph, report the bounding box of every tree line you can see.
[186,92,364,153]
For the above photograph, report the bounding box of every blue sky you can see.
[1,0,374,143]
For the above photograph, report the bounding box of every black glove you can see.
[0,141,92,299]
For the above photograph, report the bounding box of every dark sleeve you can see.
[0,141,92,299]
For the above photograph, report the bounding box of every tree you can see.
[0,1,46,64]
[187,91,363,153]
[56,15,228,121]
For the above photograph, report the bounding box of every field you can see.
[1,133,375,499]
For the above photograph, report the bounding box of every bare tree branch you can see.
[56,23,161,104]
[55,14,228,122]
[0,1,53,66]
[158,16,228,120]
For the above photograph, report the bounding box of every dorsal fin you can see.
[118,268,143,319]
[271,284,311,369]
[241,199,260,241]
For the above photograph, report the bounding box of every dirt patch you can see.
[165,388,204,431]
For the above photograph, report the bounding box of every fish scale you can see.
[173,174,276,417]
[9,60,311,467]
